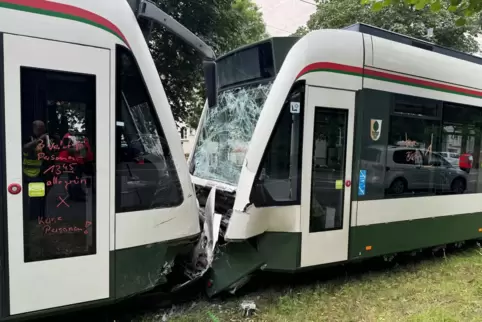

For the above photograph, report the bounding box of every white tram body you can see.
[190,25,482,295]
[0,0,205,318]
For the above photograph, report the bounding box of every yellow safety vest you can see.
[23,151,42,177]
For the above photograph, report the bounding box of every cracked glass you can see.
[191,82,272,186]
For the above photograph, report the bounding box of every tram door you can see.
[2,34,110,314]
[300,86,355,267]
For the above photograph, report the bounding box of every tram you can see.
[189,23,482,296]
[0,0,217,319]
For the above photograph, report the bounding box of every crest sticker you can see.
[370,119,382,141]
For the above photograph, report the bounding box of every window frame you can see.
[114,45,183,213]
[356,88,482,201]
[309,106,349,233]
[391,93,443,121]
[249,80,306,207]
[0,33,7,313]
[20,65,98,262]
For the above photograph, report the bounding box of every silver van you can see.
[361,145,467,195]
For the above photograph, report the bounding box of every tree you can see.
[149,0,268,129]
[293,0,480,54]
[363,0,482,24]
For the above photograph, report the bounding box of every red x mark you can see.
[57,196,70,208]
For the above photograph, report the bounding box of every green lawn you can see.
[138,245,482,322]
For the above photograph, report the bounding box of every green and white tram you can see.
[0,0,217,319]
[189,23,482,295]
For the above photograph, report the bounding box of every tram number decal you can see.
[290,101,300,114]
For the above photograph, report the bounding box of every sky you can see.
[254,0,317,36]
[254,0,482,55]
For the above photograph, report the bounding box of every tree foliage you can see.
[294,0,480,54]
[149,0,268,128]
[364,0,482,24]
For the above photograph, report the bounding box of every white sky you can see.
[255,0,317,36]
[255,1,482,55]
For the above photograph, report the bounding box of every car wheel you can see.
[390,178,406,195]
[451,178,466,194]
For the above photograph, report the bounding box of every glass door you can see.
[3,34,110,314]
[300,86,355,268]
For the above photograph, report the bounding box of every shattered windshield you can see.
[191,82,273,186]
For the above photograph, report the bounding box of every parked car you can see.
[361,146,467,195]
[437,151,460,167]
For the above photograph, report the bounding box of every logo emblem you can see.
[370,119,382,141]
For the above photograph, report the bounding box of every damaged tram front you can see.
[188,24,482,296]
[188,37,303,296]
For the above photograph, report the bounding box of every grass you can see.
[136,245,482,322]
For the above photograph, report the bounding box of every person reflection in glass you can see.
[22,120,49,220]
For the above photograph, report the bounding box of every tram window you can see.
[250,83,304,206]
[393,94,440,118]
[387,105,442,197]
[115,45,183,213]
[20,67,97,262]
[358,89,482,200]
[441,102,482,194]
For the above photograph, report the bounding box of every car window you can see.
[393,149,423,165]
[426,153,449,167]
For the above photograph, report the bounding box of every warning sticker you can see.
[335,180,343,190]
[28,182,45,197]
